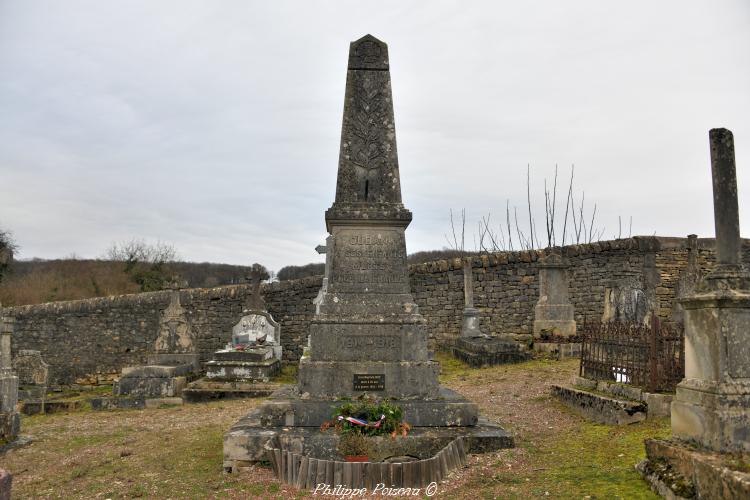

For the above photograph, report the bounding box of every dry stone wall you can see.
[6,237,748,385]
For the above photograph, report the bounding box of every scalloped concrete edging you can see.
[265,436,467,490]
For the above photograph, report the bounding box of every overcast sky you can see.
[1,1,748,272]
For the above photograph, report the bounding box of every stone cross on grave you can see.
[244,264,268,312]
[160,277,187,353]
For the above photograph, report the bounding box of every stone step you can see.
[182,380,280,402]
[551,384,647,425]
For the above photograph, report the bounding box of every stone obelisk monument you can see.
[298,34,439,399]
[224,36,512,477]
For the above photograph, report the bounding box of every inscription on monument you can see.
[353,374,385,391]
[340,335,398,351]
[332,228,409,291]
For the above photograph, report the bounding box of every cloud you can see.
[1,1,748,271]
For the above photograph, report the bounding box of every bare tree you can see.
[104,238,180,291]
[0,227,18,283]
[444,208,466,254]
[447,163,631,253]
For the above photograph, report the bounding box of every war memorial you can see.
[1,33,749,499]
[222,35,512,487]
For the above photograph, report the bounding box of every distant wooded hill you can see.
[0,249,475,306]
[0,259,251,306]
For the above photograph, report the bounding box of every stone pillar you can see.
[671,128,750,453]
[461,258,482,337]
[533,250,576,338]
[0,310,20,442]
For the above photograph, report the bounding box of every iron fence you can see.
[579,317,684,393]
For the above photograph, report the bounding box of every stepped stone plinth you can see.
[223,35,513,478]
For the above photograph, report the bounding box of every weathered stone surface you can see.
[114,375,186,398]
[307,321,429,362]
[0,468,11,500]
[154,285,194,354]
[145,353,200,372]
[182,380,279,402]
[12,350,48,386]
[235,386,477,428]
[214,347,273,363]
[224,420,511,468]
[571,376,673,418]
[0,312,20,442]
[452,336,530,367]
[232,312,280,350]
[297,357,439,399]
[0,412,20,441]
[640,438,750,500]
[90,396,145,410]
[532,341,581,360]
[671,128,750,453]
[551,384,647,425]
[533,250,577,338]
[205,358,280,382]
[120,364,193,378]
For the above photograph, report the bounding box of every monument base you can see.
[461,308,483,337]
[204,360,280,383]
[671,379,750,453]
[298,356,440,399]
[182,379,281,402]
[222,385,513,471]
[638,438,750,499]
[451,336,531,367]
[533,319,577,339]
[0,411,20,443]
[18,385,46,415]
[114,354,199,399]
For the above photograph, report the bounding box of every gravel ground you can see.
[1,357,664,499]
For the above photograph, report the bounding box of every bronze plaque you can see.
[353,374,385,391]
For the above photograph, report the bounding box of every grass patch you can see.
[521,418,669,498]
[272,364,298,384]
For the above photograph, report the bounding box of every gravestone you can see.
[112,278,197,402]
[223,35,513,476]
[205,266,282,382]
[0,309,20,443]
[461,258,482,338]
[184,267,282,400]
[452,257,530,366]
[13,350,49,415]
[533,250,576,338]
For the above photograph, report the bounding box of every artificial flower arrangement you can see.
[320,397,411,461]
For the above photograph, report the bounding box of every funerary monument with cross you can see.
[223,35,512,478]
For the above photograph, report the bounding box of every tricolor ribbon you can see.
[337,414,386,429]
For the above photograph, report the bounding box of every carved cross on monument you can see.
[245,263,269,312]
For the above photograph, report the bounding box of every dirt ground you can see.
[1,356,668,499]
